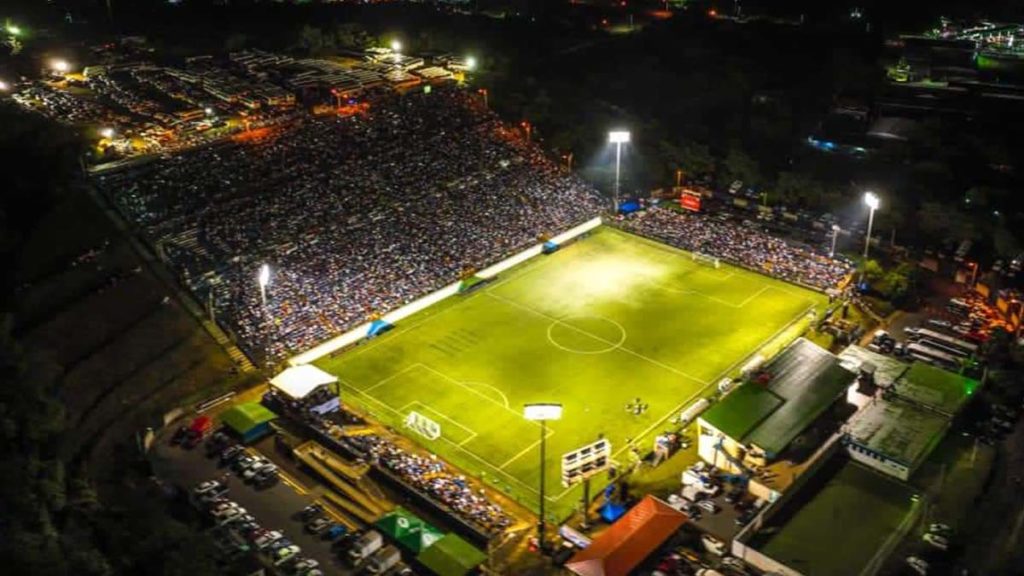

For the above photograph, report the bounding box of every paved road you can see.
[151,436,356,575]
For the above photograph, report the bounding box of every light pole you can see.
[830,224,841,258]
[608,130,631,214]
[478,88,488,108]
[863,192,880,259]
[524,403,563,553]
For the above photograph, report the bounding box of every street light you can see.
[390,39,402,53]
[863,192,880,259]
[830,224,841,258]
[524,403,562,553]
[608,130,631,214]
[0,79,9,92]
[204,107,214,115]
[258,263,271,307]
[51,59,70,73]
[100,127,115,139]
[6,24,21,36]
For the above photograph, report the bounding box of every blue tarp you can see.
[619,200,641,214]
[368,319,394,337]
[543,241,559,254]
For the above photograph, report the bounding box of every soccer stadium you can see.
[317,226,828,517]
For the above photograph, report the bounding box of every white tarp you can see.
[270,364,338,400]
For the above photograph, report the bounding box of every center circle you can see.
[546,316,626,354]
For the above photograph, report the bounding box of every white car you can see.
[906,556,929,575]
[192,480,224,496]
[922,532,949,551]
[244,461,276,481]
[255,530,284,549]
[697,500,719,514]
[928,523,953,535]
[293,558,320,574]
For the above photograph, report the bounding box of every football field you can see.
[316,227,827,518]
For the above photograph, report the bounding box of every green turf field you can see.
[316,227,827,518]
[754,459,919,576]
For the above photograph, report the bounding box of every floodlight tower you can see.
[830,224,841,258]
[863,192,880,259]
[523,403,563,553]
[258,264,271,307]
[608,130,631,214]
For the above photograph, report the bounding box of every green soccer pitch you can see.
[316,227,828,519]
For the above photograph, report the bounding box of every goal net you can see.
[405,411,442,440]
[692,252,721,269]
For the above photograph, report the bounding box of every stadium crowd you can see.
[96,86,603,360]
[347,433,513,534]
[620,207,852,289]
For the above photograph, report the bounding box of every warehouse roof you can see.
[892,362,979,416]
[845,398,948,468]
[221,402,277,435]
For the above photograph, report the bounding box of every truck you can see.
[364,544,401,574]
[347,530,383,566]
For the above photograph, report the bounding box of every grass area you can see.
[755,459,918,576]
[317,227,826,519]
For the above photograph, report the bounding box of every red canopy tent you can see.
[565,495,687,576]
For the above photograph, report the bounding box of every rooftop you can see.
[702,339,855,457]
[837,344,911,387]
[893,362,980,416]
[845,398,949,468]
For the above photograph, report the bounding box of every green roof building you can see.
[375,507,444,554]
[699,339,855,465]
[891,362,980,416]
[416,533,486,576]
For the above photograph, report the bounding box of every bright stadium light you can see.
[524,403,563,421]
[0,79,9,92]
[100,127,115,139]
[204,107,214,115]
[608,130,631,213]
[608,130,631,144]
[466,55,477,71]
[524,402,562,552]
[6,24,21,37]
[51,59,70,73]
[863,191,880,259]
[391,39,402,53]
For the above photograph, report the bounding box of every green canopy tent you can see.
[416,533,486,576]
[220,402,277,443]
[374,507,444,554]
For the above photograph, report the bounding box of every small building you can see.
[415,533,486,576]
[889,361,980,417]
[220,402,278,443]
[269,364,338,401]
[565,495,687,576]
[842,397,948,480]
[698,339,856,472]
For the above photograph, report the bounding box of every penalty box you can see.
[352,363,545,467]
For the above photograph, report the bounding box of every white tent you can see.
[269,365,338,400]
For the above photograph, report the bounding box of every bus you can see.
[908,328,978,358]
[906,343,960,371]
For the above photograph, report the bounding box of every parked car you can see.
[928,523,953,536]
[306,517,332,535]
[219,445,244,465]
[300,503,324,521]
[701,534,727,556]
[906,555,929,575]
[244,461,276,481]
[292,558,320,574]
[192,480,225,497]
[254,530,284,549]
[273,544,301,565]
[923,533,949,551]
[696,500,720,514]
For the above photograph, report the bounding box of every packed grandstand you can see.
[97,86,852,361]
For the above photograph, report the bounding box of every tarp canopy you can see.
[221,402,277,435]
[374,507,444,554]
[566,496,687,576]
[269,364,338,400]
[416,533,486,576]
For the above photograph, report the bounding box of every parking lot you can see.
[151,430,358,575]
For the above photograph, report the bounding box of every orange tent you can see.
[566,495,687,576]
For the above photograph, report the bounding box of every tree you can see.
[721,146,760,187]
[774,171,824,208]
[861,259,884,281]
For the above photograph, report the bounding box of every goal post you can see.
[405,411,442,440]
[692,252,721,269]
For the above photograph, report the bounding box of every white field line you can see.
[337,377,544,498]
[484,291,708,387]
[550,300,816,501]
[417,363,524,419]
[361,364,423,395]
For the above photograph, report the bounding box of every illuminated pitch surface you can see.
[316,227,826,517]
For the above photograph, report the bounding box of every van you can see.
[347,530,383,566]
[364,545,401,574]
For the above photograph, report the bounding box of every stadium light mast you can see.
[830,224,841,258]
[524,403,562,553]
[863,192,880,259]
[258,264,271,307]
[608,130,630,214]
